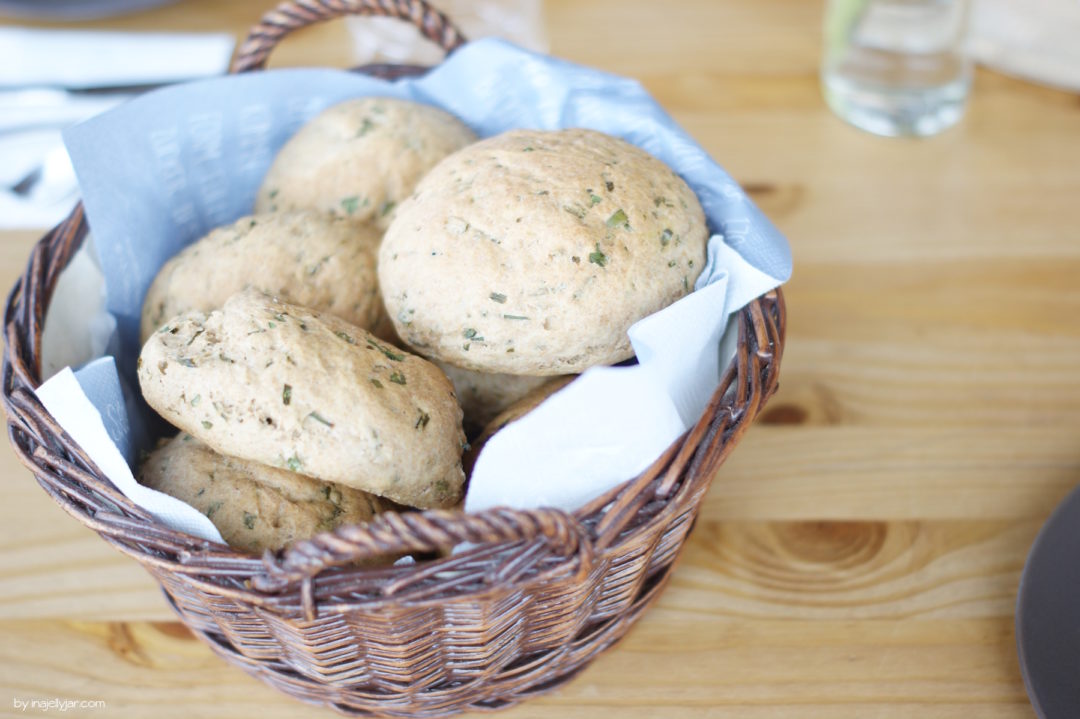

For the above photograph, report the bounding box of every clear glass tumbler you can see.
[822,0,972,137]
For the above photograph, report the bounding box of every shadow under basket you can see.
[0,1,787,716]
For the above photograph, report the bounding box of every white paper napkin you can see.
[35,359,223,542]
[467,239,778,512]
[0,27,235,90]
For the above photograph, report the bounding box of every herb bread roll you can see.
[140,211,391,344]
[139,433,391,553]
[379,128,708,375]
[255,97,476,229]
[138,290,466,509]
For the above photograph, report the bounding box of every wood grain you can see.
[0,615,1033,718]
[1,0,1075,715]
[0,513,1039,715]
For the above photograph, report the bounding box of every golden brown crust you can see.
[137,289,466,509]
[140,211,386,344]
[139,433,390,553]
[379,128,708,375]
[254,97,476,229]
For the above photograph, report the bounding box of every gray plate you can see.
[1017,483,1080,718]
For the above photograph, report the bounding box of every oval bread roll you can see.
[379,128,708,375]
[137,289,466,509]
[139,433,391,553]
[254,97,476,229]
[140,211,389,344]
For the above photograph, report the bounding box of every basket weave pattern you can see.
[1,1,786,716]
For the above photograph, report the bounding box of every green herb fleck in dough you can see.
[274,313,287,322]
[190,394,201,407]
[367,339,405,362]
[341,196,361,215]
[389,371,407,385]
[201,420,213,430]
[490,292,507,304]
[370,378,384,389]
[463,328,478,339]
[268,188,279,200]
[196,488,205,496]
[605,180,615,192]
[415,412,430,430]
[286,455,302,472]
[434,479,450,496]
[357,117,375,137]
[563,203,587,220]
[380,200,396,217]
[522,146,535,152]
[282,384,292,405]
[660,228,673,246]
[606,209,628,229]
[335,330,356,344]
[307,411,334,427]
[503,314,529,320]
[688,259,694,268]
[589,244,608,268]
[205,502,222,519]
[243,512,256,530]
[268,321,276,329]
[668,260,677,268]
[588,193,603,206]
[177,358,196,368]
[683,276,690,292]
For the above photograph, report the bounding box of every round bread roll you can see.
[138,289,466,509]
[140,211,389,344]
[254,97,476,229]
[379,128,708,375]
[436,361,562,437]
[139,433,391,553]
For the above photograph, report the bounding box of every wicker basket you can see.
[1,1,786,716]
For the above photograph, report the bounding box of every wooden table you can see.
[3,0,1078,716]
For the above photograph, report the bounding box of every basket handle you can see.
[231,0,468,74]
[253,505,593,593]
